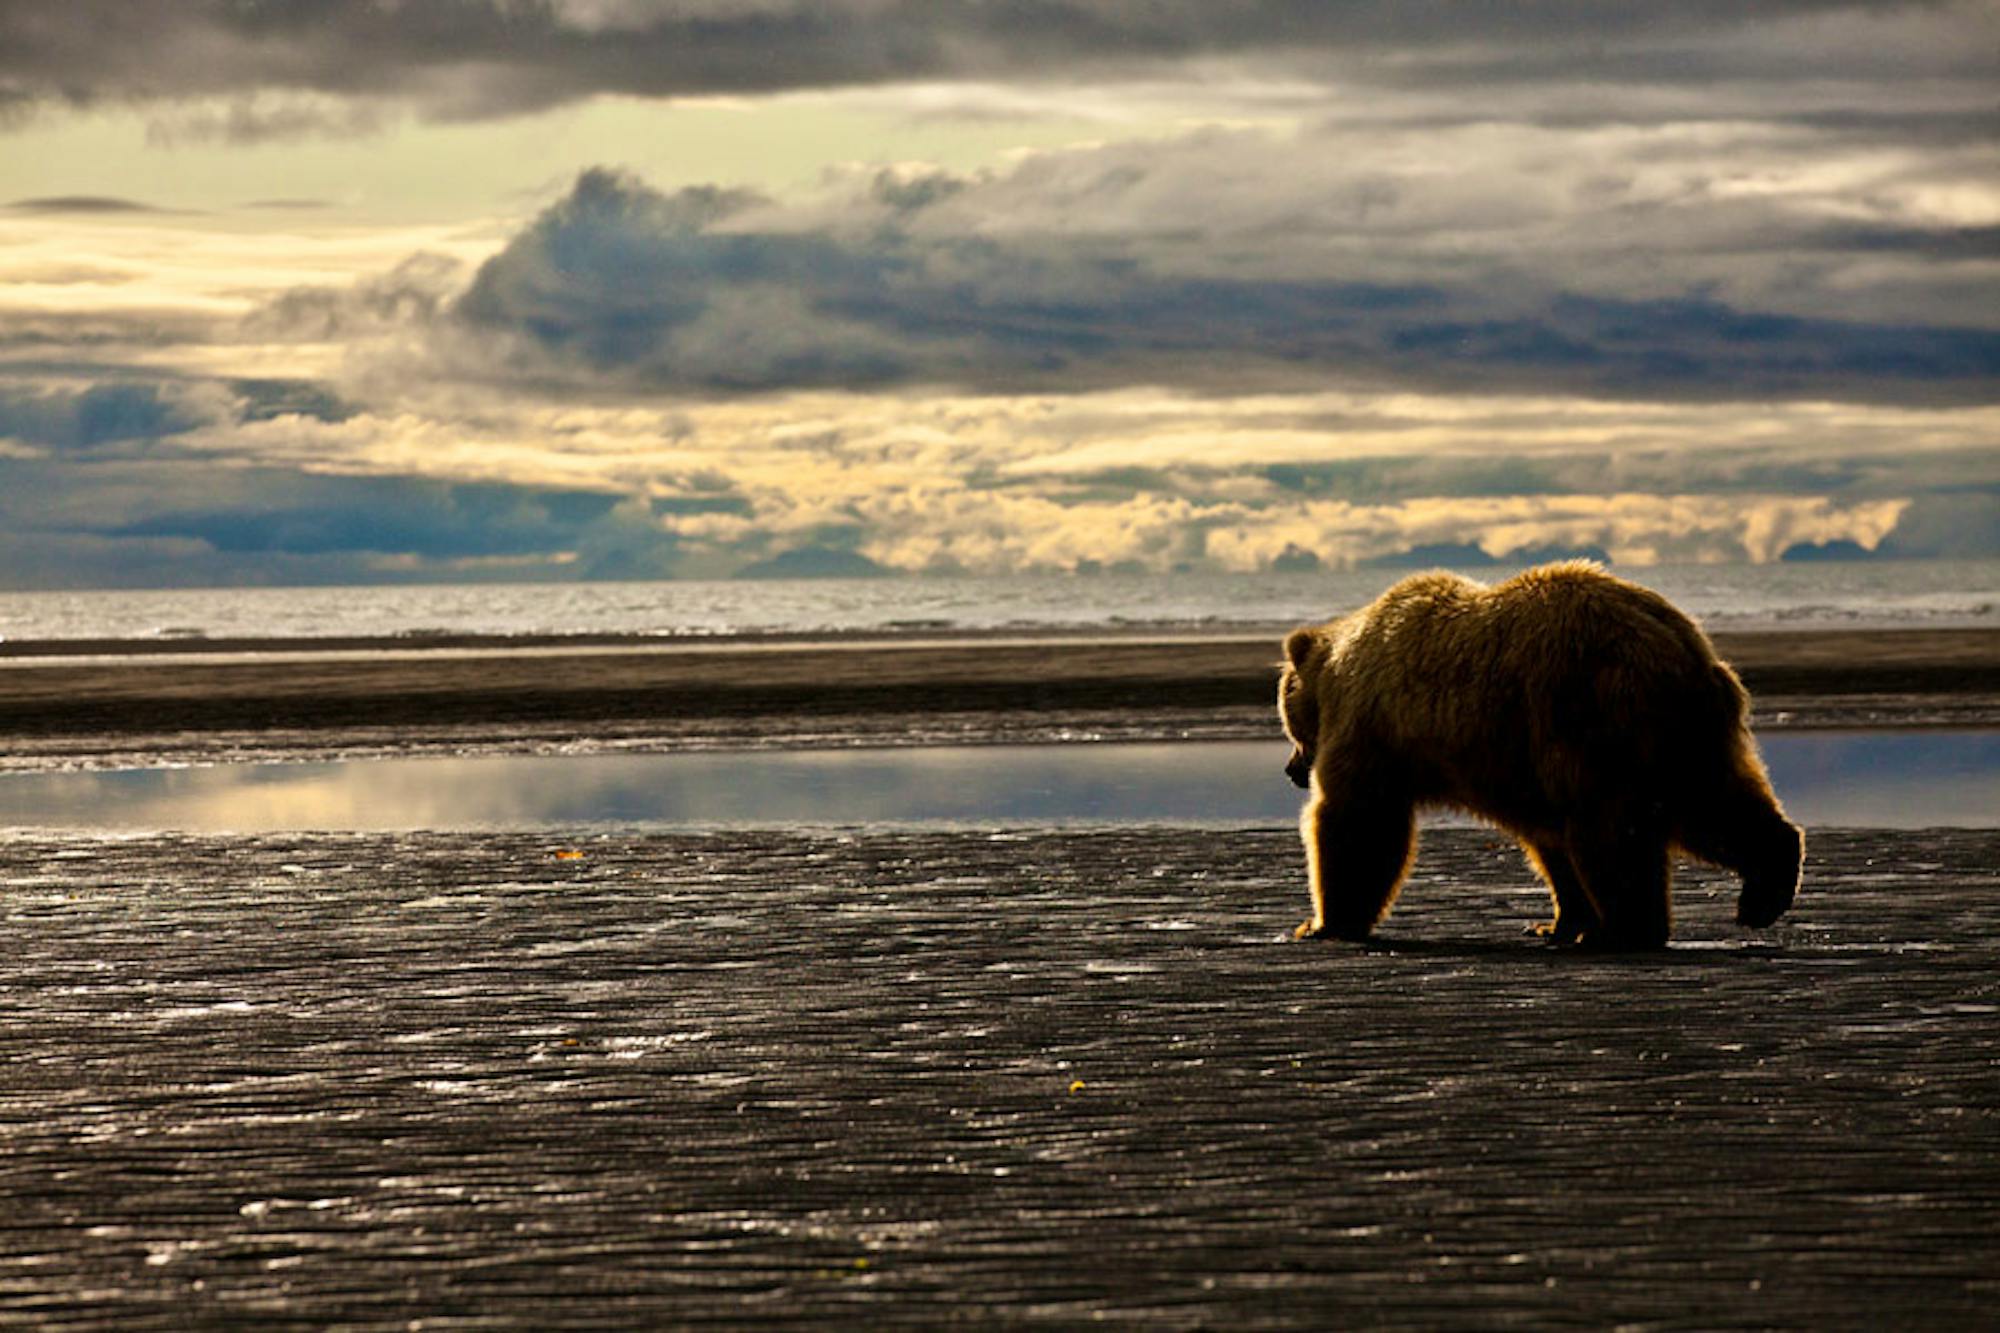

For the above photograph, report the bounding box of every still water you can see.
[2,733,1994,833]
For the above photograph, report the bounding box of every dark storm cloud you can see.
[226,377,355,423]
[1,2,1988,124]
[0,382,210,451]
[0,375,353,454]
[110,478,621,560]
[440,169,2000,403]
[452,173,773,364]
[0,456,691,588]
[1385,294,2000,400]
[1797,223,2000,263]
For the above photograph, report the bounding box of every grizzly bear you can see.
[1277,562,1802,948]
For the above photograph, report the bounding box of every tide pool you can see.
[2,733,1993,833]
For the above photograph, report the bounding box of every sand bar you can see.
[1,628,1996,770]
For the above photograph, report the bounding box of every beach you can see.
[3,627,1997,771]
[2,826,1996,1327]
[9,0,1998,1320]
[1,628,1997,1326]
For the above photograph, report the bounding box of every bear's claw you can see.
[1295,919,1376,943]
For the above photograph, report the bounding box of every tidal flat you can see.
[1,826,1995,1328]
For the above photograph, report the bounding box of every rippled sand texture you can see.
[2,827,1995,1327]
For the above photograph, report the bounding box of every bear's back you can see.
[1484,562,1721,682]
[1344,563,1742,794]
[1482,563,1744,771]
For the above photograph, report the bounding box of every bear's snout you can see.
[1285,748,1312,789]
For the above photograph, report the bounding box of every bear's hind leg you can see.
[1675,768,1803,929]
[1296,790,1416,941]
[1566,817,1672,950]
[1522,839,1599,943]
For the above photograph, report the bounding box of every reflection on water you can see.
[1,733,1994,833]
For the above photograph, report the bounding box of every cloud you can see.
[4,9,1994,588]
[1878,491,2000,559]
[110,479,618,561]
[3,3,1992,128]
[424,165,1998,403]
[245,253,464,341]
[0,381,217,452]
[144,94,389,146]
[2,263,137,286]
[829,483,1920,573]
[227,377,356,424]
[0,456,686,587]
[735,545,890,580]
[4,377,1991,588]
[6,195,177,214]
[0,372,354,467]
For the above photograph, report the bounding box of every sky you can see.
[1,1,1995,588]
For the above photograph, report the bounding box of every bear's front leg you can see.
[1295,788,1415,941]
[1672,767,1804,929]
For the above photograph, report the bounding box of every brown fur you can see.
[1277,561,1803,948]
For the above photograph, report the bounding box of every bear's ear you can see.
[1283,627,1318,670]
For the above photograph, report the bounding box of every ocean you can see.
[2,560,1995,646]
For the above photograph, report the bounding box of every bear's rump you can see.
[1390,647,1733,832]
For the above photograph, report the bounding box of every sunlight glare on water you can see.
[0,733,1992,833]
[0,562,1994,643]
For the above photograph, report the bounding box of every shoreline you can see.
[1,627,1996,772]
[2,618,1997,660]
[4,623,1287,660]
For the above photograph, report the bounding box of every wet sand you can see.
[3,627,1997,770]
[1,826,1995,1327]
[3,629,1997,1324]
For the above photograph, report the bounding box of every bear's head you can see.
[1278,626,1322,789]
